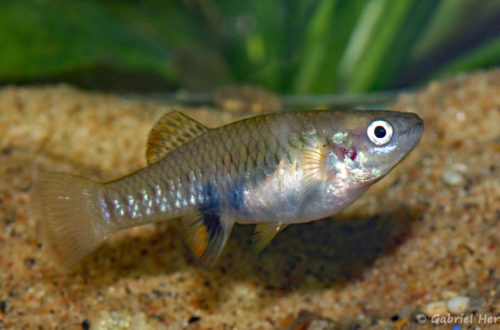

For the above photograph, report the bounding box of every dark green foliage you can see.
[1,0,499,93]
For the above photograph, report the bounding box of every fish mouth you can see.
[408,117,424,149]
[385,114,424,171]
[395,112,424,150]
[391,116,424,170]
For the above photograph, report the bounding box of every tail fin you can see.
[32,173,111,270]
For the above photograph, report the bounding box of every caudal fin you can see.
[32,173,111,270]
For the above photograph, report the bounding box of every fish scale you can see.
[33,110,423,269]
[101,116,296,233]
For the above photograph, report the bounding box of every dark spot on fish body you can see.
[198,182,219,213]
[350,147,357,161]
[202,213,222,238]
[342,147,357,161]
[229,181,247,215]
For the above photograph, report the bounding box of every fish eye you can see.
[367,120,393,145]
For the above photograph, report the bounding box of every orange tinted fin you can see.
[181,212,234,267]
[146,111,210,164]
[253,223,288,252]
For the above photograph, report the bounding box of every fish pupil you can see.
[374,126,386,138]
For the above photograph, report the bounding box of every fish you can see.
[32,109,424,269]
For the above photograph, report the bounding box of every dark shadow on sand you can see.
[219,205,421,291]
[67,204,422,306]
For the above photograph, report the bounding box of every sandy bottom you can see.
[0,70,499,329]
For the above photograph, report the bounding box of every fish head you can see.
[322,110,424,185]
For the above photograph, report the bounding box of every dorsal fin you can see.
[146,111,210,164]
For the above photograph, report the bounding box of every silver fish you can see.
[33,110,424,269]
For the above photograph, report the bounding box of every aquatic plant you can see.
[1,0,499,93]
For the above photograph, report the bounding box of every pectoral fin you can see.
[181,212,234,267]
[298,146,327,191]
[146,111,210,164]
[253,223,288,252]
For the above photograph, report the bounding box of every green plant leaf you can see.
[0,1,207,82]
[293,0,368,94]
[437,36,500,76]
[0,0,499,94]
[337,0,433,93]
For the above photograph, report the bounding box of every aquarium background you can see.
[1,1,500,328]
[1,0,499,95]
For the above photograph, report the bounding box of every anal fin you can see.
[181,212,234,267]
[253,223,288,252]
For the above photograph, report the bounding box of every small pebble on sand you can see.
[441,290,458,300]
[423,301,448,317]
[447,296,470,314]
[444,170,464,185]
[451,163,468,173]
